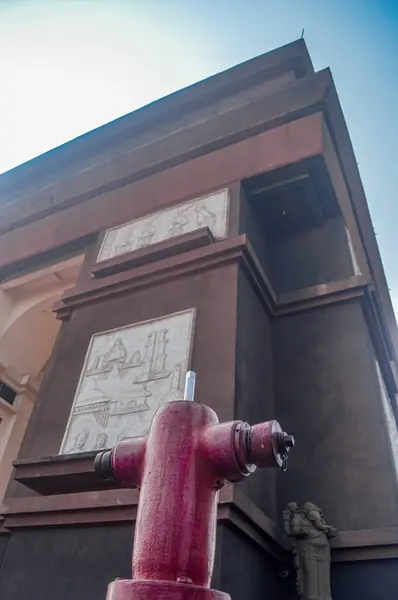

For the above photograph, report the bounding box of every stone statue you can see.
[283,502,337,600]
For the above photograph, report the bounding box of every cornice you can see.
[54,235,396,403]
[0,41,312,203]
[92,227,215,280]
[55,235,369,319]
[2,483,397,562]
[0,74,328,236]
[54,236,248,320]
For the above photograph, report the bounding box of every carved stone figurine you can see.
[94,432,108,450]
[283,502,337,600]
[167,210,188,238]
[71,429,89,452]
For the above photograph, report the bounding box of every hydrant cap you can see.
[94,449,114,481]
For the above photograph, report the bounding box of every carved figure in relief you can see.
[71,429,89,452]
[94,432,109,450]
[195,201,216,230]
[137,219,157,248]
[283,502,337,600]
[167,209,188,238]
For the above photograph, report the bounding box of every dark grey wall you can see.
[0,534,9,573]
[273,299,398,530]
[331,559,398,600]
[238,188,270,276]
[1,522,397,600]
[219,524,281,600]
[0,525,133,600]
[0,524,275,600]
[269,559,398,600]
[269,217,353,294]
[235,270,277,520]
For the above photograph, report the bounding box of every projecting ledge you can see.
[12,451,112,495]
[3,476,398,563]
[92,227,216,279]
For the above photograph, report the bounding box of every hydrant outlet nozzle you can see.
[94,449,114,482]
[248,420,294,469]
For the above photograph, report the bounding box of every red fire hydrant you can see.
[95,372,294,600]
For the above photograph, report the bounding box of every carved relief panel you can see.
[97,188,229,262]
[60,309,196,454]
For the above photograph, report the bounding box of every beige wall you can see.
[0,392,34,500]
[0,256,83,499]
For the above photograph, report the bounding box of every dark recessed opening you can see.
[242,160,355,295]
[0,380,17,405]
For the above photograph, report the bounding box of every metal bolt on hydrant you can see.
[95,371,294,600]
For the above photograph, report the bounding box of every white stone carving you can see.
[345,226,361,276]
[375,359,398,482]
[59,309,196,454]
[97,189,229,262]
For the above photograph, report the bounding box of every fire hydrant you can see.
[95,372,294,600]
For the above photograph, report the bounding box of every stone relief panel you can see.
[97,188,229,262]
[59,309,196,454]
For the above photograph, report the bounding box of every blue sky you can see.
[0,0,397,310]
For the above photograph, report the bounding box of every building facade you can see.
[0,40,397,599]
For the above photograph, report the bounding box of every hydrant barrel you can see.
[134,400,219,587]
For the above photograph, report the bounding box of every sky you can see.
[0,0,397,310]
